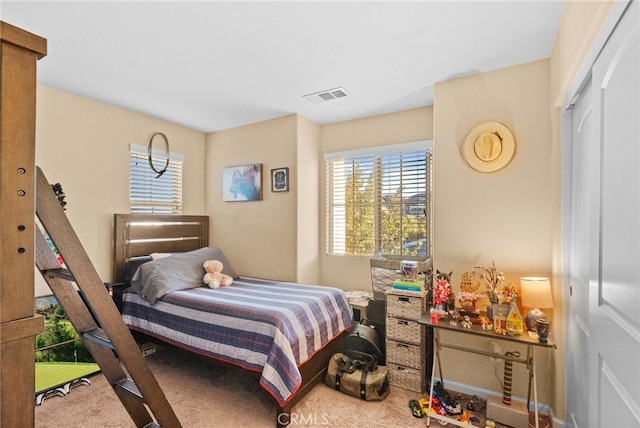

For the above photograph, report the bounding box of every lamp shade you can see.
[520,277,554,309]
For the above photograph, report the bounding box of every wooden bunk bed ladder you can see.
[34,167,181,428]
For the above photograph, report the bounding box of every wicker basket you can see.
[386,339,425,369]
[370,256,432,301]
[387,363,424,392]
[385,317,424,346]
[386,288,427,320]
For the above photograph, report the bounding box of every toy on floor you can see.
[203,260,234,288]
[418,397,448,418]
[485,419,496,428]
[466,399,475,411]
[432,383,462,415]
[409,399,424,418]
[457,411,472,424]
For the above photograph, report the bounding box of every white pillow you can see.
[150,252,172,260]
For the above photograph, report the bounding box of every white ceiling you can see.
[2,1,566,133]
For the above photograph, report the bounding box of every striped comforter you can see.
[121,277,353,405]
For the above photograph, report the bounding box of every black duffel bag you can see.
[325,350,389,401]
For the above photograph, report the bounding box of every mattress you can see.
[121,277,353,405]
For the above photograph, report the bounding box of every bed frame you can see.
[113,214,347,427]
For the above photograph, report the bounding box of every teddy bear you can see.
[202,259,234,289]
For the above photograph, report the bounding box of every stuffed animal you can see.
[203,259,234,289]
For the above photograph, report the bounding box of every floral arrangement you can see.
[474,261,507,304]
[433,273,451,307]
[455,290,485,314]
[455,290,485,302]
[498,284,518,304]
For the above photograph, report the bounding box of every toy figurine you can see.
[457,411,472,424]
[505,304,524,335]
[480,316,493,331]
[466,400,475,411]
[461,315,472,329]
[431,309,439,324]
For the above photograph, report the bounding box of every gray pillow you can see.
[130,247,239,304]
[124,256,153,283]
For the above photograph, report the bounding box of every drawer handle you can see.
[398,297,410,302]
[397,343,410,349]
[398,320,409,326]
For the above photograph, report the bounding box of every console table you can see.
[419,312,556,428]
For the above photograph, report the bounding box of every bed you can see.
[112,214,352,427]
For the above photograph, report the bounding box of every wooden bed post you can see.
[0,21,47,427]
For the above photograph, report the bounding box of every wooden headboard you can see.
[113,214,209,284]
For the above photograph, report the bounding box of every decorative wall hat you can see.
[462,122,515,173]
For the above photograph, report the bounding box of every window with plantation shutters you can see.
[325,141,432,258]
[129,144,183,214]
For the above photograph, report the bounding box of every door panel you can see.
[566,82,593,428]
[590,2,640,427]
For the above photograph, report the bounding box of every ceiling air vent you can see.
[303,87,349,103]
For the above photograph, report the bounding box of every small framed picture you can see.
[271,167,289,192]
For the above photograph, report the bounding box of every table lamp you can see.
[520,277,553,331]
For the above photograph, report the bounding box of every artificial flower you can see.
[433,274,451,306]
[474,261,506,304]
[499,284,518,304]
[455,291,485,302]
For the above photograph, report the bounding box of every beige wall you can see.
[205,114,300,280]
[433,59,556,410]
[296,115,321,284]
[433,59,553,283]
[204,107,433,286]
[319,106,434,290]
[34,85,206,295]
[550,0,615,107]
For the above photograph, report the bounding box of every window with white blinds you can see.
[129,144,183,214]
[325,141,432,257]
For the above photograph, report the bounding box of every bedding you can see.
[113,214,352,427]
[129,246,239,304]
[121,276,353,405]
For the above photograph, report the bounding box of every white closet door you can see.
[589,2,639,427]
[566,81,593,428]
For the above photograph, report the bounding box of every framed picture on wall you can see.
[222,163,263,201]
[271,167,289,192]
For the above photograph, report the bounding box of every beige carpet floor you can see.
[34,344,425,427]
